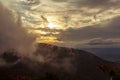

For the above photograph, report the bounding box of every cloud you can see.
[85,38,120,46]
[0,2,36,56]
[52,0,68,2]
[26,0,41,5]
[67,0,120,17]
[56,16,120,48]
[58,16,120,42]
[19,0,41,6]
[69,0,120,9]
[1,0,119,49]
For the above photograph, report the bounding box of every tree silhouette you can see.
[1,49,19,63]
[97,64,120,80]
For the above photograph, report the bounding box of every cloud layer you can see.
[56,16,120,48]
[0,0,119,48]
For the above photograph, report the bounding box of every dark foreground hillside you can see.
[0,43,120,80]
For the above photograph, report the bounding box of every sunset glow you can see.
[36,36,59,43]
[48,23,56,29]
[0,0,119,47]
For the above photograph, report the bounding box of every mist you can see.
[0,2,36,57]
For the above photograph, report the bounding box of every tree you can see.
[97,64,120,80]
[1,49,20,63]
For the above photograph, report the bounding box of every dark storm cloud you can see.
[0,2,35,55]
[58,16,120,42]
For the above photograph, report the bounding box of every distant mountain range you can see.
[0,43,119,80]
[81,48,120,62]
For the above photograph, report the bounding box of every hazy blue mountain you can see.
[81,48,120,62]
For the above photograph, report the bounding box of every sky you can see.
[0,0,120,48]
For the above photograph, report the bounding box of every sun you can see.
[48,23,56,29]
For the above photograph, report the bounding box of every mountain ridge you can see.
[0,43,119,80]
